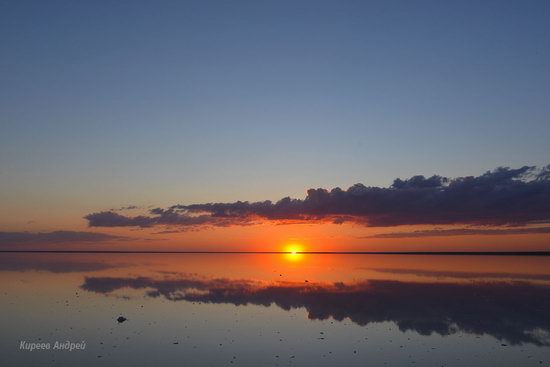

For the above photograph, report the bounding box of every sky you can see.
[1,0,549,251]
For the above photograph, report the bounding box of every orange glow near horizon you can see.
[3,220,550,252]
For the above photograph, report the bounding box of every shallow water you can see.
[1,253,550,366]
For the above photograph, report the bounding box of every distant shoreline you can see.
[1,250,550,256]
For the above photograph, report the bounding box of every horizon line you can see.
[1,250,550,256]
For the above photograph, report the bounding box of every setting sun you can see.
[283,242,304,261]
[284,242,304,254]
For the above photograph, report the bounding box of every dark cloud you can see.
[0,231,128,246]
[366,226,550,239]
[85,209,254,228]
[85,165,550,229]
[81,275,550,346]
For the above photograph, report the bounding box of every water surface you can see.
[1,253,549,366]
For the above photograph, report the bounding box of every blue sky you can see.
[1,0,549,231]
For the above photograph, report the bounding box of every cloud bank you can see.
[85,165,550,229]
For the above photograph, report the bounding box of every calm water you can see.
[1,253,550,366]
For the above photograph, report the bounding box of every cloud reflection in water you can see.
[81,274,550,346]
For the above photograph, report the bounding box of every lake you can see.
[1,253,549,366]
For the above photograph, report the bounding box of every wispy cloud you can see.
[0,231,128,246]
[365,226,550,239]
[85,165,550,229]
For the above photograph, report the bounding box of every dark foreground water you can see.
[1,253,549,366]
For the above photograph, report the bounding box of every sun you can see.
[283,242,304,261]
[284,242,303,253]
